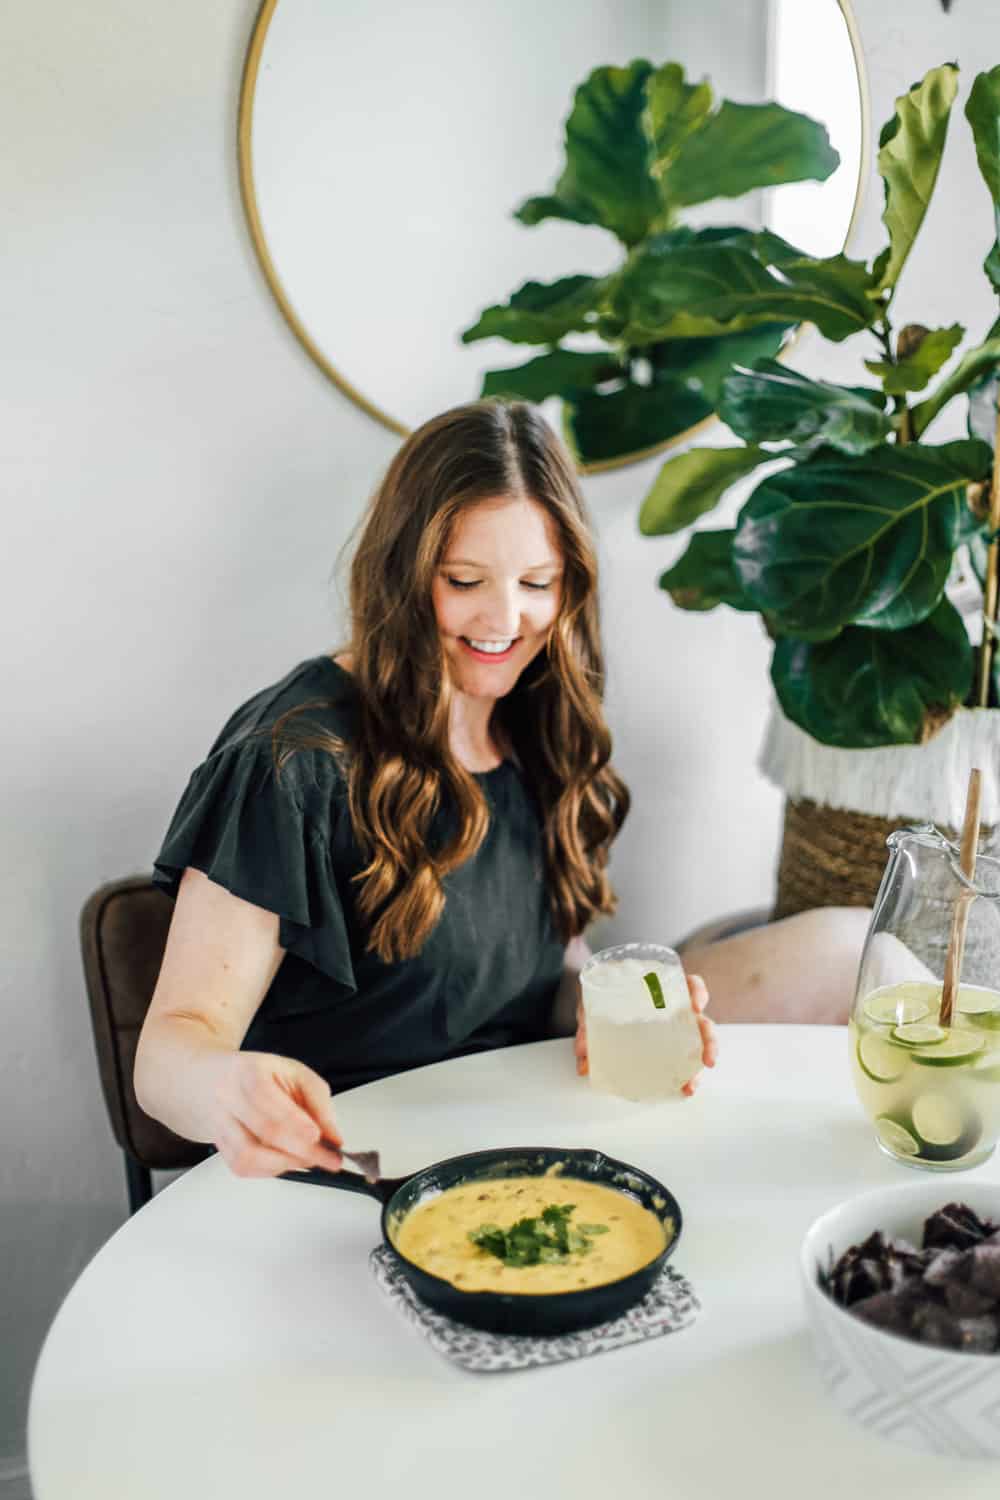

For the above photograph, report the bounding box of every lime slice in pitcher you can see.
[875,1115,920,1157]
[863,988,932,1025]
[891,1022,948,1047]
[910,1094,982,1161]
[911,1033,985,1067]
[972,1050,1000,1083]
[857,1033,905,1083]
[956,987,1000,1028]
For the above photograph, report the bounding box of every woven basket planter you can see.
[773,799,957,919]
[760,707,1000,920]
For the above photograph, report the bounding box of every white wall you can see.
[3,4,393,1491]
[3,1,999,1493]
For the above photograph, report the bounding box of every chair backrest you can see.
[80,875,212,1171]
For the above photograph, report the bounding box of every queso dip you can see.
[392,1175,669,1294]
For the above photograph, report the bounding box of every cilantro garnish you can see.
[468,1202,609,1266]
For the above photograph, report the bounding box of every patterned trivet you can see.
[369,1245,701,1372]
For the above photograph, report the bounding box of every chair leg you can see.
[124,1152,153,1215]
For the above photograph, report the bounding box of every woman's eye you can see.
[443,576,554,590]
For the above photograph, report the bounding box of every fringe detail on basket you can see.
[759,705,1000,828]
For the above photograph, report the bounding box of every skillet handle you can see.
[279,1166,407,1204]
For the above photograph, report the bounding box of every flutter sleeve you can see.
[152,734,357,997]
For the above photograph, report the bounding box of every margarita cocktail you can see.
[580,943,702,1102]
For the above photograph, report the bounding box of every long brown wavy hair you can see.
[276,399,629,962]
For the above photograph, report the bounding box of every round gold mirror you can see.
[238,0,869,473]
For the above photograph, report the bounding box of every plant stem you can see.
[876,321,911,443]
[894,396,912,445]
[976,401,1000,707]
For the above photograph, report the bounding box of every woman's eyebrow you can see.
[441,558,562,571]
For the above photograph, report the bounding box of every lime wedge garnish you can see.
[857,1032,905,1083]
[642,971,666,1009]
[891,1022,948,1047]
[863,988,932,1026]
[875,1115,920,1157]
[911,1033,986,1067]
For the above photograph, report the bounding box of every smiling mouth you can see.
[460,636,520,660]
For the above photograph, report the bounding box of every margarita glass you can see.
[580,942,702,1102]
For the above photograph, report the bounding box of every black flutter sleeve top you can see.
[152,656,566,1094]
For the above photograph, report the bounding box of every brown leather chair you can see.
[80,875,213,1215]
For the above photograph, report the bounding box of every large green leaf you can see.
[966,68,1000,300]
[642,63,714,180]
[656,101,838,209]
[611,239,878,344]
[864,324,965,394]
[647,322,790,404]
[658,529,756,612]
[776,251,882,317]
[508,195,597,230]
[733,439,993,638]
[479,349,620,402]
[910,336,1000,436]
[873,64,959,294]
[966,67,1000,208]
[968,368,999,448]
[718,360,893,455]
[461,276,606,346]
[752,229,819,267]
[514,63,660,247]
[968,529,991,589]
[770,599,973,748]
[986,240,1000,296]
[640,446,768,535]
[563,380,712,464]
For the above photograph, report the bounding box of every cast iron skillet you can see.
[282,1145,683,1336]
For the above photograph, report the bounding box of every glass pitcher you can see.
[850,825,1000,1170]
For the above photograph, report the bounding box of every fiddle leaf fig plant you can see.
[641,62,1000,749]
[461,59,870,464]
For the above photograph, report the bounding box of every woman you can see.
[137,397,709,1176]
[134,400,855,1181]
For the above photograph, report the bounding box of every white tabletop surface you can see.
[29,1027,1000,1499]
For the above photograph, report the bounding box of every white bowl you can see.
[800,1181,1000,1460]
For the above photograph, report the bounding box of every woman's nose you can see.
[479,583,521,636]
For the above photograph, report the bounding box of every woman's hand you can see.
[574,972,718,1096]
[679,974,717,1096]
[209,1051,345,1179]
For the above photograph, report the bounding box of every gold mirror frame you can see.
[237,0,871,476]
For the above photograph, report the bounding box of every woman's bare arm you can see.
[134,867,342,1174]
[679,906,870,1025]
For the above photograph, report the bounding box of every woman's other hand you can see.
[210,1052,345,1179]
[574,972,717,1096]
[680,973,717,1096]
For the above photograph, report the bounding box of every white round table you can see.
[29,1028,1000,1498]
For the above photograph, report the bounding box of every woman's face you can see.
[431,495,564,700]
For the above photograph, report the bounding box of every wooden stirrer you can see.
[939,768,983,1028]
